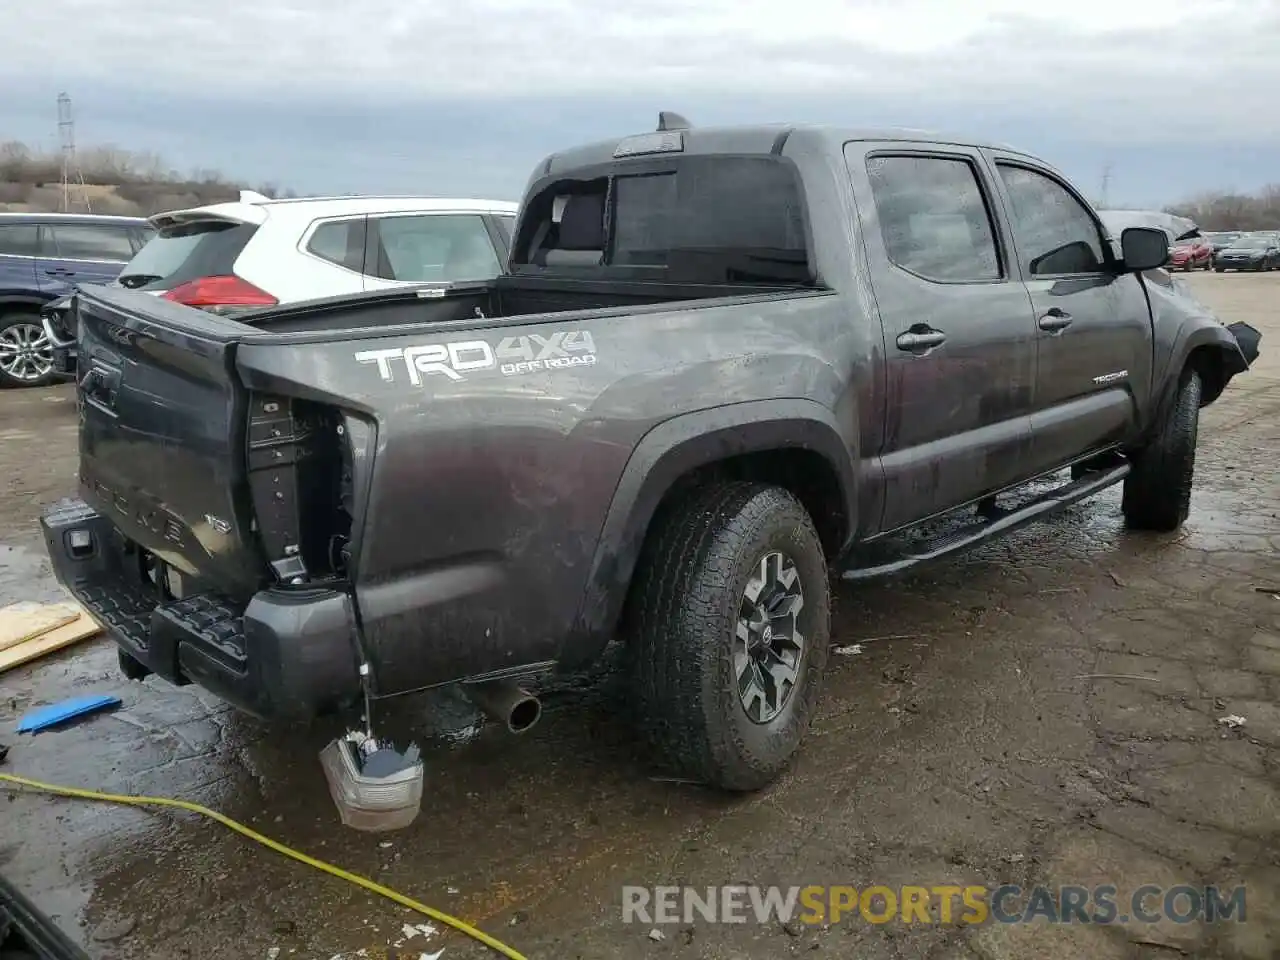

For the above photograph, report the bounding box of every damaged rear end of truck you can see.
[42,287,367,717]
[43,269,838,722]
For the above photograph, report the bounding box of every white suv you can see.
[42,193,518,367]
[84,193,517,311]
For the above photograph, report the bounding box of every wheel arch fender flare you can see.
[559,398,857,668]
[0,293,52,314]
[1151,320,1249,427]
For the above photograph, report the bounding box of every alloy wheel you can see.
[0,322,54,383]
[734,550,806,723]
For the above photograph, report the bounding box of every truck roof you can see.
[536,121,1034,178]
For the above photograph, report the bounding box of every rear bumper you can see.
[40,498,362,719]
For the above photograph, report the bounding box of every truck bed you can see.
[235,274,807,334]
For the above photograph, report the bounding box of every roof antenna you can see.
[657,111,691,132]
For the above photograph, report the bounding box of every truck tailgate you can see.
[73,285,263,596]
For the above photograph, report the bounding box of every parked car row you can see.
[1,194,518,387]
[1155,229,1280,273]
[1212,231,1280,272]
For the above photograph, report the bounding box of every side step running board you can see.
[841,463,1130,581]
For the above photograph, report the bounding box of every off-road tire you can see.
[1122,369,1201,531]
[624,481,830,791]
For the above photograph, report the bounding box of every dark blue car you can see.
[0,212,152,387]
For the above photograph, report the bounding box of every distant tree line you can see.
[0,139,296,217]
[1165,184,1280,232]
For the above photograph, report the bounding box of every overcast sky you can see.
[3,0,1278,206]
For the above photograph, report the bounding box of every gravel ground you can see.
[0,271,1276,960]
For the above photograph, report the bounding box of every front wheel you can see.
[1122,370,1201,531]
[624,481,830,791]
[0,312,58,388]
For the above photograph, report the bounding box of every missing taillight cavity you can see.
[246,393,353,586]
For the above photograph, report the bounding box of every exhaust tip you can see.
[463,680,543,735]
[508,695,541,734]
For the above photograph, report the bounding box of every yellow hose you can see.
[0,772,528,960]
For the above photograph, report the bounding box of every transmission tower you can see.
[57,92,91,213]
[1099,162,1113,209]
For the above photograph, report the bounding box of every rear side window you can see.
[118,219,258,290]
[370,214,501,283]
[46,223,136,261]
[866,155,1001,283]
[306,217,367,273]
[0,223,39,256]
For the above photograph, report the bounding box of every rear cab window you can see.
[510,147,815,286]
[119,218,258,290]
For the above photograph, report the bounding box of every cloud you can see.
[3,0,1278,203]
[7,1,1278,112]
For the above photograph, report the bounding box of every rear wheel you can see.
[625,481,830,791]
[0,312,57,388]
[1122,369,1201,531]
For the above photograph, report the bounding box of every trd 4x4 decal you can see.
[355,331,597,384]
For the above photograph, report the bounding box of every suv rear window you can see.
[119,219,257,290]
[515,156,812,285]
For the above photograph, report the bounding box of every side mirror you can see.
[1120,227,1171,272]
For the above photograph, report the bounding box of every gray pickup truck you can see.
[42,115,1259,791]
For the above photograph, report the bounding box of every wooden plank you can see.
[0,614,104,674]
[0,602,85,652]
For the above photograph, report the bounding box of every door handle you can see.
[896,329,947,351]
[44,268,75,277]
[1038,308,1072,332]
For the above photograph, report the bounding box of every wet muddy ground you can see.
[1,272,1277,960]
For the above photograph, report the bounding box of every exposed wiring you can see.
[0,772,529,960]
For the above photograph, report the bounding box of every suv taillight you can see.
[163,275,278,309]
